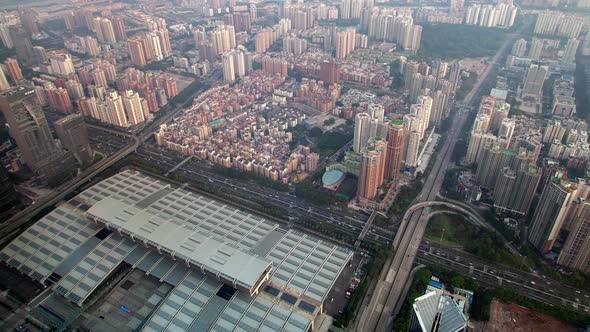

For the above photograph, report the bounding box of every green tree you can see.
[451,275,466,289]
[451,140,467,162]
[575,57,590,122]
[309,127,323,137]
[417,24,508,61]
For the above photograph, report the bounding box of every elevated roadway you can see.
[355,210,378,247]
[353,21,528,331]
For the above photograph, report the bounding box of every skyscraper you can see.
[4,58,23,82]
[404,131,421,168]
[9,26,34,66]
[534,12,584,38]
[353,112,371,153]
[54,113,93,164]
[529,179,581,254]
[357,138,386,200]
[335,28,356,60]
[156,30,172,57]
[367,103,384,122]
[465,112,493,165]
[33,46,48,64]
[128,38,147,66]
[0,86,54,169]
[0,66,9,91]
[105,90,128,127]
[94,17,117,44]
[557,200,590,272]
[0,86,75,182]
[46,86,74,114]
[520,64,548,114]
[222,52,236,82]
[476,145,530,189]
[563,38,580,63]
[487,97,510,132]
[122,90,146,125]
[320,60,339,84]
[403,60,420,90]
[91,68,108,88]
[0,23,14,48]
[19,10,39,35]
[384,119,406,179]
[48,51,75,76]
[65,80,84,100]
[353,108,386,154]
[493,166,541,215]
[447,61,461,92]
[112,17,128,41]
[340,0,367,19]
[211,25,236,55]
[250,4,258,22]
[511,38,528,57]
[428,90,447,126]
[409,73,424,103]
[409,95,432,139]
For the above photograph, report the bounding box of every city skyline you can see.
[0,1,588,332]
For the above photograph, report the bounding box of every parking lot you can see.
[324,253,368,316]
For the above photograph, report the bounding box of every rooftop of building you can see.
[391,118,404,126]
[86,196,272,293]
[412,290,467,332]
[0,170,353,331]
[554,94,576,104]
[0,85,33,98]
[322,169,345,186]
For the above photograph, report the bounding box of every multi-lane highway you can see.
[87,128,391,245]
[354,22,528,331]
[133,145,396,246]
[417,241,590,314]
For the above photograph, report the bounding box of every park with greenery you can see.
[575,55,590,122]
[441,167,466,200]
[456,72,478,100]
[425,213,475,246]
[313,128,353,157]
[425,211,522,268]
[294,177,345,206]
[464,228,522,269]
[388,180,423,215]
[416,24,508,61]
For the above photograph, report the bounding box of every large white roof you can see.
[87,197,272,292]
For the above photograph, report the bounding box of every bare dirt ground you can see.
[481,300,577,332]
